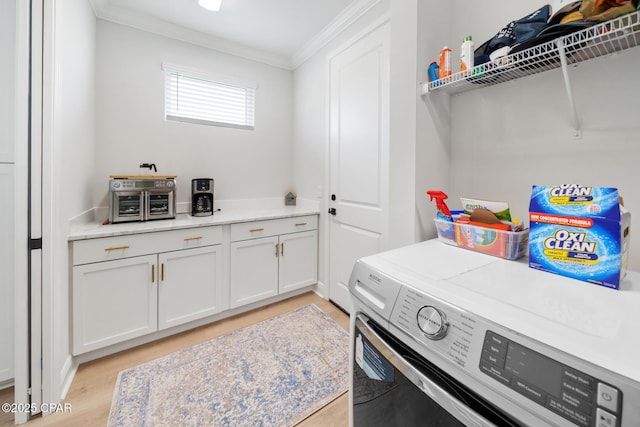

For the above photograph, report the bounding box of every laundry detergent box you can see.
[528,185,631,289]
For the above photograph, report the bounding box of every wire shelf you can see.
[423,11,640,95]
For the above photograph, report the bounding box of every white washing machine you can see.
[348,239,640,427]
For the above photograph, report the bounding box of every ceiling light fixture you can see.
[198,0,222,12]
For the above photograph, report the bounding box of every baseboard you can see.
[59,355,77,400]
[313,280,328,299]
[0,378,14,391]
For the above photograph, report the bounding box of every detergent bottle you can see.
[460,36,474,73]
[438,47,452,79]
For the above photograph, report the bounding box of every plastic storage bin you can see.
[434,218,528,260]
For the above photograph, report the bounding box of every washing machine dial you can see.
[417,306,449,340]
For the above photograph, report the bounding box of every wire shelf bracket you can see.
[556,38,581,139]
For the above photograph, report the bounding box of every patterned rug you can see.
[108,304,349,427]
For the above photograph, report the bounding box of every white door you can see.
[328,22,390,312]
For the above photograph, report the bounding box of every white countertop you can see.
[68,198,320,241]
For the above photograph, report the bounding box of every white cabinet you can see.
[73,255,157,354]
[71,226,223,355]
[70,214,319,354]
[158,245,223,330]
[0,165,14,383]
[230,236,280,307]
[229,216,318,309]
[278,230,318,293]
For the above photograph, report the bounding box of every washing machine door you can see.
[352,315,522,427]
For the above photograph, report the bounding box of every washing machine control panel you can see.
[480,331,621,427]
[389,285,632,427]
[391,286,480,371]
[417,306,449,340]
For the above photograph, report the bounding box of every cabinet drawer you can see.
[230,215,318,242]
[72,226,222,265]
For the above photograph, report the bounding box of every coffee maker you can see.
[191,178,214,216]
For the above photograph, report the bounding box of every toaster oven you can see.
[108,176,176,223]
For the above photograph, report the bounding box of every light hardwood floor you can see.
[0,292,349,427]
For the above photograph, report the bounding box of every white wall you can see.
[387,0,418,249]
[45,0,96,401]
[415,1,453,241]
[95,21,294,213]
[445,0,640,270]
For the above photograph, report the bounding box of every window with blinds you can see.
[163,64,256,130]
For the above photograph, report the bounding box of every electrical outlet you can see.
[552,0,572,13]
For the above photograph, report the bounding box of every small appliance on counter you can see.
[109,175,177,223]
[192,178,214,216]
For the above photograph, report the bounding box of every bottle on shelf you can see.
[460,36,474,73]
[428,62,440,82]
[438,46,452,79]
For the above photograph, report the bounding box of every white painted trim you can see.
[89,0,383,71]
[58,355,76,400]
[40,0,55,411]
[325,12,390,65]
[91,2,291,69]
[313,280,328,299]
[291,0,382,69]
[14,0,33,422]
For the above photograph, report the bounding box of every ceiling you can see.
[90,0,377,69]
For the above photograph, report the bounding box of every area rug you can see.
[108,304,349,427]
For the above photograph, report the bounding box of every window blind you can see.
[164,67,255,130]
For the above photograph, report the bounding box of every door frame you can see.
[323,13,390,310]
[13,0,33,423]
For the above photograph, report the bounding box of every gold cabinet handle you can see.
[105,245,130,251]
[161,263,165,281]
[275,243,279,257]
[295,223,307,227]
[280,242,284,257]
[183,236,203,241]
[151,264,155,282]
[250,228,265,233]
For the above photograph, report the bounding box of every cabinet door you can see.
[0,165,14,382]
[72,255,157,355]
[279,230,318,293]
[158,245,223,330]
[230,236,279,309]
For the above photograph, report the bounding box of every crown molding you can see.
[89,0,292,69]
[88,0,383,70]
[290,0,382,69]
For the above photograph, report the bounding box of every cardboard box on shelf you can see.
[528,184,631,290]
